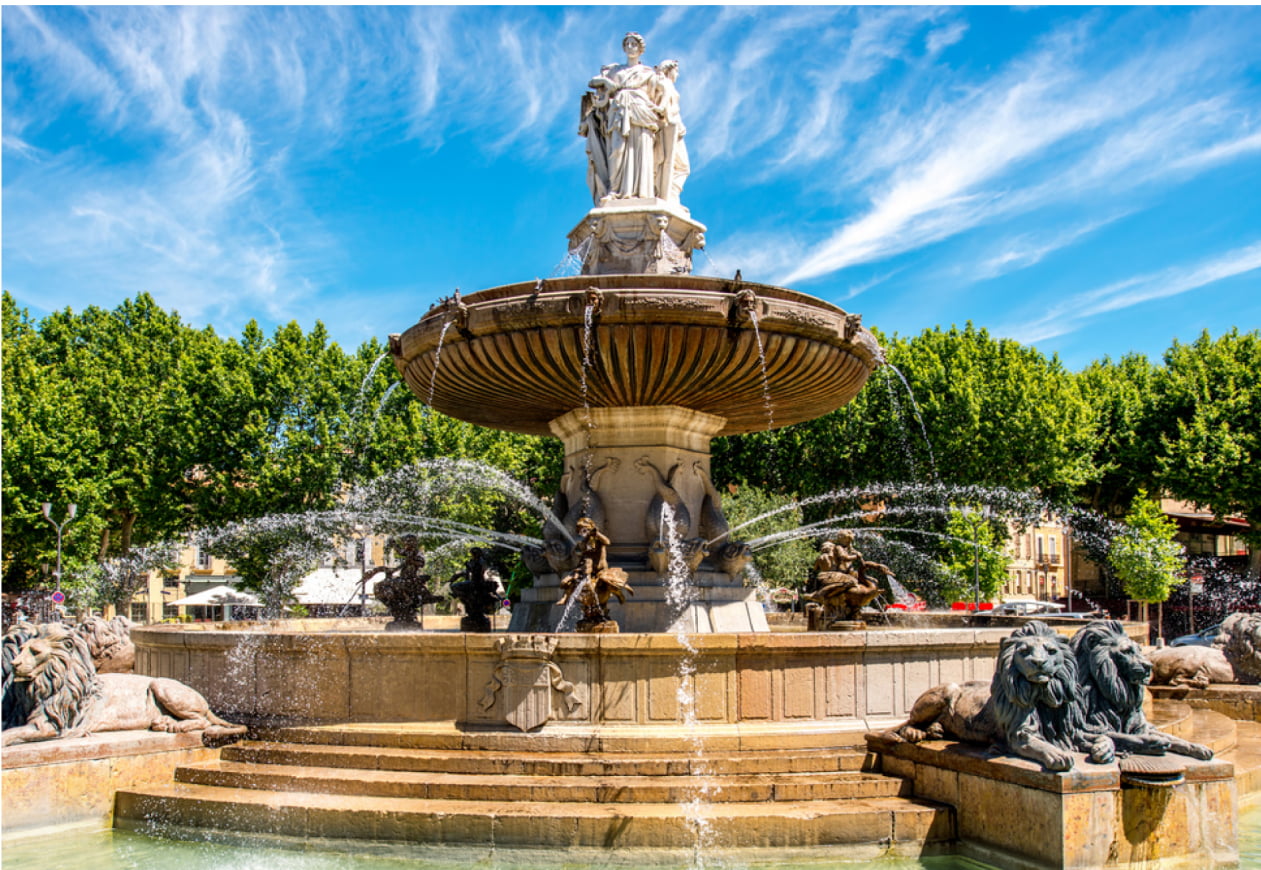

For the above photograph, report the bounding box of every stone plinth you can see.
[133,624,1013,732]
[1,730,219,832]
[867,734,1238,869]
[567,200,705,275]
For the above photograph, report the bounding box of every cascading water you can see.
[884,364,939,483]
[659,503,721,866]
[427,320,455,406]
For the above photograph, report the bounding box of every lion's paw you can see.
[1088,736,1116,765]
[1043,749,1074,772]
[1185,742,1214,761]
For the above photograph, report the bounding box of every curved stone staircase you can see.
[112,700,1261,857]
[114,723,953,852]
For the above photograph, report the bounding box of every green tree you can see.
[1075,353,1163,517]
[1153,329,1261,577]
[937,507,1012,605]
[2,293,109,588]
[720,483,815,589]
[1109,490,1183,606]
[715,324,1099,501]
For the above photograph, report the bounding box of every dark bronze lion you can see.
[1070,620,1212,761]
[883,621,1086,771]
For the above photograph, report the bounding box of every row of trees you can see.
[1,291,558,600]
[4,292,1256,606]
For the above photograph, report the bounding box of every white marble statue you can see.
[655,59,689,204]
[581,33,689,206]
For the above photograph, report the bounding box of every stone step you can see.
[1187,708,1240,755]
[1222,720,1261,797]
[252,720,877,754]
[223,740,870,776]
[176,760,908,803]
[115,782,954,849]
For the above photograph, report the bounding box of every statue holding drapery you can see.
[580,33,689,206]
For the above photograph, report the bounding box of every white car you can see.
[993,601,1065,616]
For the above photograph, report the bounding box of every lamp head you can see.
[68,504,77,519]
[42,502,52,519]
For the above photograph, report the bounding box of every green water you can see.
[5,807,1261,870]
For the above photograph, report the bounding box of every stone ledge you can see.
[2,730,220,832]
[2,729,206,770]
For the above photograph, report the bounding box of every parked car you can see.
[1169,621,1224,647]
[992,601,1066,617]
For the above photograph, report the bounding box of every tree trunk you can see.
[98,527,111,561]
[120,512,137,553]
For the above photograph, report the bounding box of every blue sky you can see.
[3,6,1259,369]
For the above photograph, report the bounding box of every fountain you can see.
[7,30,1252,870]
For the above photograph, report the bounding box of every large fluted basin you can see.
[389,275,883,436]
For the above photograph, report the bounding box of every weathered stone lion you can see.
[76,615,135,674]
[1071,620,1212,761]
[1,623,246,746]
[883,621,1086,771]
[1148,645,1237,689]
[1215,612,1261,684]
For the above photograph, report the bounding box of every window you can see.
[130,603,148,624]
[1036,536,1045,560]
[195,547,213,570]
[163,572,181,588]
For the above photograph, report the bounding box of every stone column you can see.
[548,405,725,563]
[507,404,768,633]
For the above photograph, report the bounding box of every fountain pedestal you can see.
[508,405,769,633]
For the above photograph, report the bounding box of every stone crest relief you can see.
[479,636,582,732]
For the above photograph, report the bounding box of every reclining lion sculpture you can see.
[1149,612,1261,688]
[2,622,245,746]
[1071,620,1212,761]
[883,621,1089,771]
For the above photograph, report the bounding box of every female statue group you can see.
[580,32,690,206]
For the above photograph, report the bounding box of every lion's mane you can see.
[15,624,102,739]
[1215,612,1261,684]
[1071,619,1148,736]
[2,622,39,730]
[992,620,1082,752]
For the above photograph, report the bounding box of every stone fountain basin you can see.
[389,275,883,436]
[134,622,1047,731]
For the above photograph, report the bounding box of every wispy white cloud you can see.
[766,9,1261,286]
[1010,241,1261,344]
[971,214,1128,281]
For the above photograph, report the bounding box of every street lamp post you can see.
[965,506,989,611]
[41,501,78,595]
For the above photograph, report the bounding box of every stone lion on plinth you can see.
[1215,612,1261,683]
[1071,620,1212,761]
[883,621,1085,771]
[1150,612,1261,688]
[2,623,245,746]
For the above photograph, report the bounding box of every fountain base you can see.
[510,569,769,633]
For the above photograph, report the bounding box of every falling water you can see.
[372,381,402,428]
[886,364,939,483]
[661,504,720,866]
[551,237,593,277]
[882,369,920,482]
[745,309,782,489]
[575,301,599,515]
[427,320,455,406]
[354,352,391,418]
[555,576,589,632]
